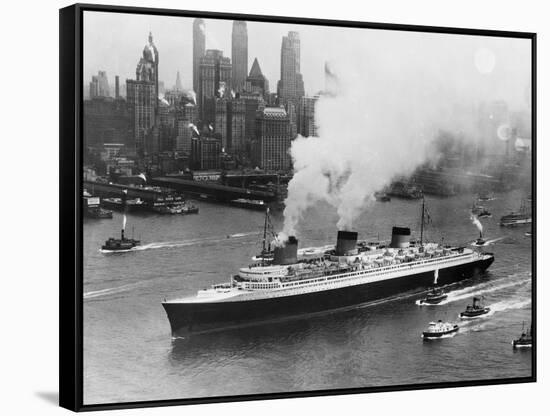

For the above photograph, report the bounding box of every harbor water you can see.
[83,189,533,404]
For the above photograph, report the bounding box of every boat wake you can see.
[422,274,531,306]
[84,282,145,299]
[469,237,505,247]
[99,232,258,254]
[422,332,458,340]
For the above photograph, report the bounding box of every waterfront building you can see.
[297,95,319,137]
[193,18,206,94]
[277,32,305,107]
[198,50,232,120]
[231,21,248,92]
[245,57,269,98]
[126,32,159,155]
[252,107,292,171]
[191,137,222,170]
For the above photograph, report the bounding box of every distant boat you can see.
[459,296,490,318]
[422,320,459,339]
[500,199,532,227]
[471,202,491,218]
[374,191,391,202]
[477,192,496,202]
[512,322,532,348]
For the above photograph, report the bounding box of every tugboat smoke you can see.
[470,214,483,234]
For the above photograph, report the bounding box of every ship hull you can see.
[163,256,494,336]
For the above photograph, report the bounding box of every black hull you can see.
[163,256,494,336]
[460,307,490,318]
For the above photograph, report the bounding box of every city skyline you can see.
[83,11,531,112]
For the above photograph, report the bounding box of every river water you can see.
[83,189,533,404]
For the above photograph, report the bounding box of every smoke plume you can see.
[282,36,530,237]
[470,213,483,233]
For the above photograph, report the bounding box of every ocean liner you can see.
[162,203,494,336]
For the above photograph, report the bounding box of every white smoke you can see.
[188,123,200,136]
[470,213,483,233]
[186,90,197,105]
[122,213,127,231]
[218,82,226,98]
[282,38,529,237]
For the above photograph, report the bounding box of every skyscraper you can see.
[198,49,232,120]
[231,21,248,93]
[193,19,206,94]
[174,71,183,91]
[252,107,292,171]
[245,57,269,98]
[126,32,159,155]
[89,71,110,98]
[297,95,318,137]
[277,32,304,106]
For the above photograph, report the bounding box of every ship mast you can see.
[420,194,425,247]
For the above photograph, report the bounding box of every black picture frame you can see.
[60,3,537,411]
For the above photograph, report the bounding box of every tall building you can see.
[115,75,120,99]
[193,19,206,94]
[198,49,232,120]
[277,32,304,106]
[231,21,248,93]
[252,107,292,171]
[174,71,183,91]
[297,95,318,137]
[228,99,246,153]
[245,58,269,98]
[240,91,265,143]
[175,104,198,154]
[126,32,160,155]
[89,71,110,98]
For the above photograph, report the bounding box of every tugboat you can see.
[512,322,532,348]
[459,296,490,318]
[422,320,459,339]
[101,191,141,252]
[473,231,486,246]
[418,285,448,305]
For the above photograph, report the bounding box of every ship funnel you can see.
[273,236,298,265]
[390,227,411,248]
[335,230,358,256]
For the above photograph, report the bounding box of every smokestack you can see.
[335,231,358,256]
[115,75,120,99]
[390,227,411,248]
[273,236,298,265]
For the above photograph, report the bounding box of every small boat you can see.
[477,192,495,202]
[374,191,391,202]
[101,191,141,252]
[471,203,491,218]
[418,285,447,305]
[86,206,113,219]
[459,296,490,318]
[473,231,487,246]
[101,230,140,252]
[512,322,532,348]
[422,320,459,339]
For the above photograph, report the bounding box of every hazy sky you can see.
[83,10,531,107]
